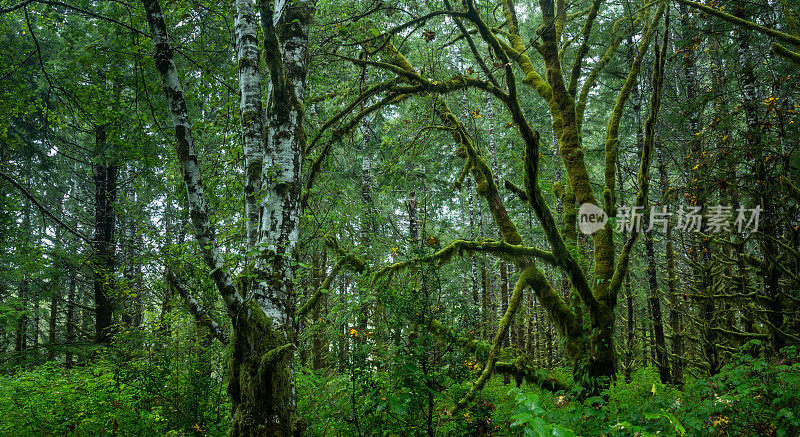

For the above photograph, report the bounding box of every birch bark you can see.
[143,0,313,432]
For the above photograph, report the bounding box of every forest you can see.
[1,0,799,435]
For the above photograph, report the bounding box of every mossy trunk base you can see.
[228,305,300,436]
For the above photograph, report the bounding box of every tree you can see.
[142,0,314,433]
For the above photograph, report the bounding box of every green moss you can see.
[241,110,260,127]
[237,56,255,72]
[552,180,564,199]
[246,158,262,182]
[228,299,297,436]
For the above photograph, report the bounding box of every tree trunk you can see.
[15,172,31,362]
[624,271,634,382]
[657,142,683,385]
[467,177,480,325]
[143,0,313,433]
[678,1,718,376]
[93,124,118,344]
[734,4,785,355]
[48,293,58,361]
[65,267,76,368]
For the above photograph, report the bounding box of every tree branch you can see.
[371,239,557,284]
[142,0,242,316]
[167,272,230,345]
[674,0,800,48]
[0,170,90,244]
[296,252,365,322]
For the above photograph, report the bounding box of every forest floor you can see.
[1,343,797,436]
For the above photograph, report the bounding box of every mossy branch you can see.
[567,0,605,98]
[443,0,501,89]
[494,10,552,100]
[296,252,365,322]
[576,15,640,131]
[521,131,598,314]
[167,272,230,345]
[494,357,572,392]
[603,1,664,212]
[608,11,668,301]
[451,267,534,415]
[771,42,800,66]
[306,78,397,156]
[372,239,556,285]
[504,179,528,202]
[323,235,367,273]
[779,175,800,203]
[307,91,340,105]
[426,317,492,356]
[259,343,295,375]
[674,0,800,48]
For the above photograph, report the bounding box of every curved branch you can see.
[167,272,230,344]
[142,0,242,315]
[602,2,664,213]
[305,78,397,156]
[371,239,557,284]
[567,0,605,97]
[31,0,147,36]
[608,11,668,301]
[771,42,800,65]
[575,15,640,131]
[494,357,572,392]
[296,252,365,321]
[451,266,534,414]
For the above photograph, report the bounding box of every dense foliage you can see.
[1,342,798,435]
[1,0,799,435]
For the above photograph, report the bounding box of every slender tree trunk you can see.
[478,207,490,339]
[48,293,58,361]
[486,96,512,354]
[48,190,67,362]
[237,0,265,250]
[15,282,28,360]
[467,177,480,325]
[93,124,118,344]
[624,271,634,382]
[657,142,683,385]
[65,267,76,368]
[679,2,718,376]
[734,4,785,355]
[646,228,669,382]
[32,298,39,363]
[15,171,31,362]
[338,273,349,371]
[358,116,375,340]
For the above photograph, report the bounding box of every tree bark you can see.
[143,0,313,433]
[657,142,683,385]
[92,124,118,344]
[65,267,76,368]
